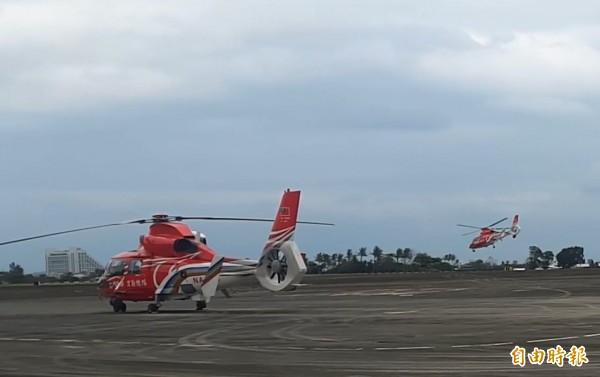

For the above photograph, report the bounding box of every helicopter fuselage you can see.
[98,254,258,302]
[96,222,259,302]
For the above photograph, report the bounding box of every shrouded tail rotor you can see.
[256,240,306,291]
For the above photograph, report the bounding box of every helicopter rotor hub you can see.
[151,213,171,222]
[271,260,282,273]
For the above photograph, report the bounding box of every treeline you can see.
[526,245,592,269]
[307,246,462,274]
[0,245,594,284]
[306,245,595,274]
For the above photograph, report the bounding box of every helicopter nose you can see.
[97,277,108,288]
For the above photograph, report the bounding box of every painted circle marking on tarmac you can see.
[0,330,598,353]
[527,336,579,343]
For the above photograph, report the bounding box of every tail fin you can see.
[262,188,300,253]
[510,214,521,237]
[200,255,224,302]
[256,189,306,292]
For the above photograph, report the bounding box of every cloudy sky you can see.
[1,0,600,272]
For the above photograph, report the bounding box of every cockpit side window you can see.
[129,260,142,274]
[104,259,126,277]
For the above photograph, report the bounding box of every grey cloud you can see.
[2,0,600,273]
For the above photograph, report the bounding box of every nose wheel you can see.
[110,298,127,313]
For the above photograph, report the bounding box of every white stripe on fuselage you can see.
[156,260,260,293]
[218,260,259,289]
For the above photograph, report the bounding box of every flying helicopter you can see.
[457,215,520,252]
[0,189,334,313]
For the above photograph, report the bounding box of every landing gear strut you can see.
[196,301,207,311]
[110,298,127,313]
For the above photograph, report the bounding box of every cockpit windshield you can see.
[103,259,127,277]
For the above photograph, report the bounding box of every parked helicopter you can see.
[0,189,334,313]
[457,215,520,252]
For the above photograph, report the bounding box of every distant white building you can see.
[45,247,104,277]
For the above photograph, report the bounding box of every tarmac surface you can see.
[1,269,600,376]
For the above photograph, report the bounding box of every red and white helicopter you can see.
[0,189,333,313]
[457,215,521,252]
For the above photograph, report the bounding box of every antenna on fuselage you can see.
[192,230,207,245]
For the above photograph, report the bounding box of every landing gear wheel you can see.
[111,299,127,313]
[196,301,207,311]
[147,303,159,313]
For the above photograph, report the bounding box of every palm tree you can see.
[358,247,367,262]
[331,253,339,266]
[346,249,353,262]
[395,248,403,263]
[403,248,413,264]
[372,246,383,263]
[372,246,383,272]
[443,254,456,263]
[322,253,331,268]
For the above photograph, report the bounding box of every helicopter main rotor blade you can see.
[0,215,335,247]
[487,217,508,228]
[456,224,482,229]
[0,218,149,247]
[176,216,334,226]
[462,230,480,236]
[298,220,335,226]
